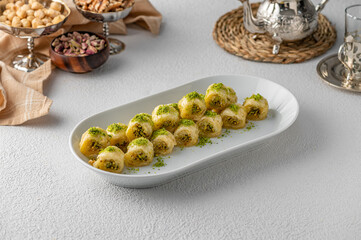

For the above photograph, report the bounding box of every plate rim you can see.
[69,74,299,179]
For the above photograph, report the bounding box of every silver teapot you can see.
[240,0,329,54]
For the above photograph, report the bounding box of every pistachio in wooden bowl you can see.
[50,31,109,73]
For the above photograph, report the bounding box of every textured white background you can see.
[1,0,361,239]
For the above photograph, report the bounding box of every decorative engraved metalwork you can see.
[338,5,361,81]
[240,0,329,54]
[0,0,70,72]
[317,54,361,92]
[74,3,132,55]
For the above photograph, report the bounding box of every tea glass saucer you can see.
[317,54,361,92]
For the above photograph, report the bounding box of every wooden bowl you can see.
[50,31,110,73]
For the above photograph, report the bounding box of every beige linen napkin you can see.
[0,0,162,125]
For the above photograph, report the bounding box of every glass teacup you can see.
[338,4,361,81]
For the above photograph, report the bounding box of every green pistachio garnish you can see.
[229,104,240,113]
[129,137,150,148]
[246,122,255,130]
[88,127,107,137]
[218,129,231,138]
[168,103,179,111]
[197,137,212,148]
[99,146,121,154]
[104,146,117,152]
[156,105,171,115]
[153,156,166,167]
[107,123,127,133]
[131,113,152,123]
[151,128,169,140]
[185,91,204,101]
[204,110,217,117]
[246,93,263,101]
[210,83,226,91]
[179,119,195,127]
[227,87,236,95]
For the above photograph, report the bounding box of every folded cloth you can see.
[0,0,162,125]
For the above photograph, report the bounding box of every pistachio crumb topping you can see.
[185,91,204,100]
[179,119,195,127]
[168,103,179,111]
[210,83,226,91]
[227,87,236,95]
[107,123,127,133]
[99,146,120,154]
[88,127,106,137]
[131,113,152,123]
[104,146,114,152]
[151,128,169,140]
[246,93,263,101]
[229,104,240,113]
[204,110,217,117]
[129,137,149,148]
[156,105,171,115]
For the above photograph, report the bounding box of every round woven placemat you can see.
[213,3,337,64]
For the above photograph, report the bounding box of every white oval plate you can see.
[69,75,299,188]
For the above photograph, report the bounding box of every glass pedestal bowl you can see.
[74,4,132,55]
[0,0,70,72]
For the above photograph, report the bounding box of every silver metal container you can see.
[0,0,70,72]
[74,2,132,55]
[240,0,329,54]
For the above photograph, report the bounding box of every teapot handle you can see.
[315,0,329,13]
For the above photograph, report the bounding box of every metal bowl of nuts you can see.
[0,0,71,72]
[74,0,134,22]
[50,31,110,73]
[73,0,134,55]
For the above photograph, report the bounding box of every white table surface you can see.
[1,0,361,239]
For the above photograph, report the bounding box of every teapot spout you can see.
[315,0,329,13]
[240,0,265,33]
